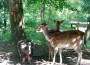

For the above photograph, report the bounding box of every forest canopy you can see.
[0,0,90,45]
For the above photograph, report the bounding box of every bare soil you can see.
[0,41,90,65]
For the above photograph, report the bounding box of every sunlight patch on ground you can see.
[81,58,90,65]
[1,58,90,65]
[0,60,8,65]
[34,59,67,65]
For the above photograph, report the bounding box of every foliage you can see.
[0,29,11,41]
[22,0,89,45]
[82,0,90,13]
[0,0,90,46]
[0,0,11,41]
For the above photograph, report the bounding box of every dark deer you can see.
[36,23,86,65]
[53,20,64,31]
[48,20,63,60]
[17,40,32,63]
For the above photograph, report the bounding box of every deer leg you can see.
[27,55,32,64]
[59,48,62,64]
[86,31,90,43]
[48,42,51,60]
[49,47,53,61]
[22,57,25,63]
[48,42,54,61]
[49,47,51,60]
[75,46,82,65]
[48,44,53,60]
[51,47,58,65]
[50,46,54,61]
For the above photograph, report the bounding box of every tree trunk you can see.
[40,1,45,22]
[8,0,26,43]
[8,0,27,59]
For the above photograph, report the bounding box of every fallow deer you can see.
[48,20,64,60]
[17,40,32,63]
[36,23,86,65]
[53,20,64,32]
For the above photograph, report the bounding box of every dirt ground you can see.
[0,41,90,65]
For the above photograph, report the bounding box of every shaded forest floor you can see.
[0,41,90,65]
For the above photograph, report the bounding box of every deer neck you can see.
[42,27,51,41]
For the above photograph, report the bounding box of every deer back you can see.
[49,30,85,48]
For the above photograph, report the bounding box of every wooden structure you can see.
[67,21,90,32]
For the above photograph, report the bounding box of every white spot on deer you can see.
[73,43,77,48]
[77,36,80,39]
[72,38,76,42]
[65,44,70,47]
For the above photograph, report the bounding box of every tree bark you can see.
[8,0,26,43]
[41,1,45,22]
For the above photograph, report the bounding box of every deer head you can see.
[36,23,49,32]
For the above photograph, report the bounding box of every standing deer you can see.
[48,20,64,60]
[17,40,32,63]
[53,20,64,32]
[36,23,86,65]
